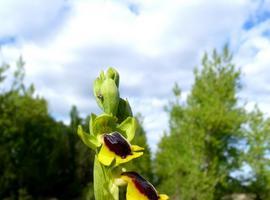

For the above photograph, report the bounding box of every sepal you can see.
[89,113,97,135]
[117,98,133,123]
[92,114,118,136]
[77,125,101,150]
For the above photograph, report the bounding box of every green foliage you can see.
[155,47,246,200]
[0,60,96,199]
[0,85,74,199]
[0,62,9,83]
[243,107,270,199]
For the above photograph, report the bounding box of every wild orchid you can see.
[77,68,168,200]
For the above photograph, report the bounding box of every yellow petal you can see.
[131,145,144,151]
[115,151,143,165]
[126,182,148,200]
[159,194,169,200]
[98,144,115,166]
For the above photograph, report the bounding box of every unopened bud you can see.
[93,69,120,115]
[107,67,120,88]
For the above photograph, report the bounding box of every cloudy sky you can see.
[0,0,270,152]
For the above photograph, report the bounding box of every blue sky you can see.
[0,0,270,152]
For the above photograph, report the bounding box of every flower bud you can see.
[107,67,120,88]
[93,69,120,115]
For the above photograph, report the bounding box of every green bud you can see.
[101,78,119,115]
[93,71,105,109]
[107,67,120,88]
[93,69,120,115]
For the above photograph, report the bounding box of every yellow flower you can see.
[121,172,169,200]
[98,132,144,166]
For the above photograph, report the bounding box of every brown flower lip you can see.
[104,132,132,158]
[122,171,159,200]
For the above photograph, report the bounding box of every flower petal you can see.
[115,151,143,165]
[126,181,148,200]
[131,145,144,151]
[159,194,169,200]
[104,132,132,158]
[121,172,169,200]
[98,144,115,166]
[121,172,159,200]
[98,132,144,166]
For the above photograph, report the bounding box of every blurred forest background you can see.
[1,47,270,200]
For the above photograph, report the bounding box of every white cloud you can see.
[0,0,269,151]
[236,17,270,117]
[0,0,70,41]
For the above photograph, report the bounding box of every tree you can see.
[155,47,246,200]
[243,107,270,199]
[0,85,73,199]
[0,59,87,199]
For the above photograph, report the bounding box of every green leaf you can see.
[94,156,108,200]
[93,114,118,136]
[109,180,119,200]
[94,156,118,200]
[117,98,133,123]
[77,125,100,149]
[117,117,137,142]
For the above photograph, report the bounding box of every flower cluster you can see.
[78,68,168,200]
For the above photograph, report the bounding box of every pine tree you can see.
[155,47,246,200]
[244,107,270,199]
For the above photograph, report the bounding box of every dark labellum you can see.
[104,132,132,158]
[122,171,159,200]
